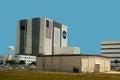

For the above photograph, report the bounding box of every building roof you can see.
[37,54,110,58]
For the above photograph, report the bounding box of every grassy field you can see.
[0,70,120,80]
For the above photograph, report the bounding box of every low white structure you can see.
[0,55,36,65]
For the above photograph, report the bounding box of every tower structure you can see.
[16,17,68,55]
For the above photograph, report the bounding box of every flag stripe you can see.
[46,20,52,39]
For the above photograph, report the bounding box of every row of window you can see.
[0,56,36,60]
[19,57,36,59]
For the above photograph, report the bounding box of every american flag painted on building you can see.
[46,20,53,39]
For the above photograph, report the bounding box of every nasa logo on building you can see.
[62,31,67,39]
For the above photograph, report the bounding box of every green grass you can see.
[0,70,120,80]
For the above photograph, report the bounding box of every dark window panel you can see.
[46,20,49,28]
[20,25,25,30]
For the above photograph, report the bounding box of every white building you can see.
[0,55,36,65]
[101,40,120,69]
[16,17,80,55]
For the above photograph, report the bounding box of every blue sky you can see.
[0,0,120,54]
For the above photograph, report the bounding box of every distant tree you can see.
[5,60,17,65]
[0,60,3,65]
[5,60,10,65]
[19,60,25,65]
[11,60,17,65]
[114,60,119,67]
[30,61,36,66]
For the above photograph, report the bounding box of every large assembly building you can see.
[16,17,80,55]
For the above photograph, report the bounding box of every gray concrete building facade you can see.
[16,17,80,56]
[16,17,70,55]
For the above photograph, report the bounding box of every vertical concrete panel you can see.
[16,21,20,54]
[52,56,60,71]
[39,18,45,54]
[44,18,53,55]
[36,57,44,70]
[53,21,61,48]
[100,57,105,72]
[44,57,52,71]
[54,27,61,47]
[108,58,111,71]
[104,58,111,72]
[61,25,67,47]
[32,18,40,55]
[81,56,89,72]
[88,56,95,72]
[71,56,81,72]
[104,58,107,72]
[61,56,72,72]
[19,20,27,54]
[26,20,32,54]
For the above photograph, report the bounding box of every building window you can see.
[46,20,49,28]
[20,25,25,30]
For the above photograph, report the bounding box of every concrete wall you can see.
[60,56,74,72]
[81,56,110,72]
[81,56,95,72]
[61,24,67,47]
[26,20,32,55]
[39,18,53,55]
[54,27,61,47]
[16,21,20,54]
[101,40,120,54]
[54,47,80,55]
[37,56,82,72]
[37,55,110,73]
[101,40,120,44]
[39,18,45,55]
[101,45,120,48]
[101,50,120,53]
